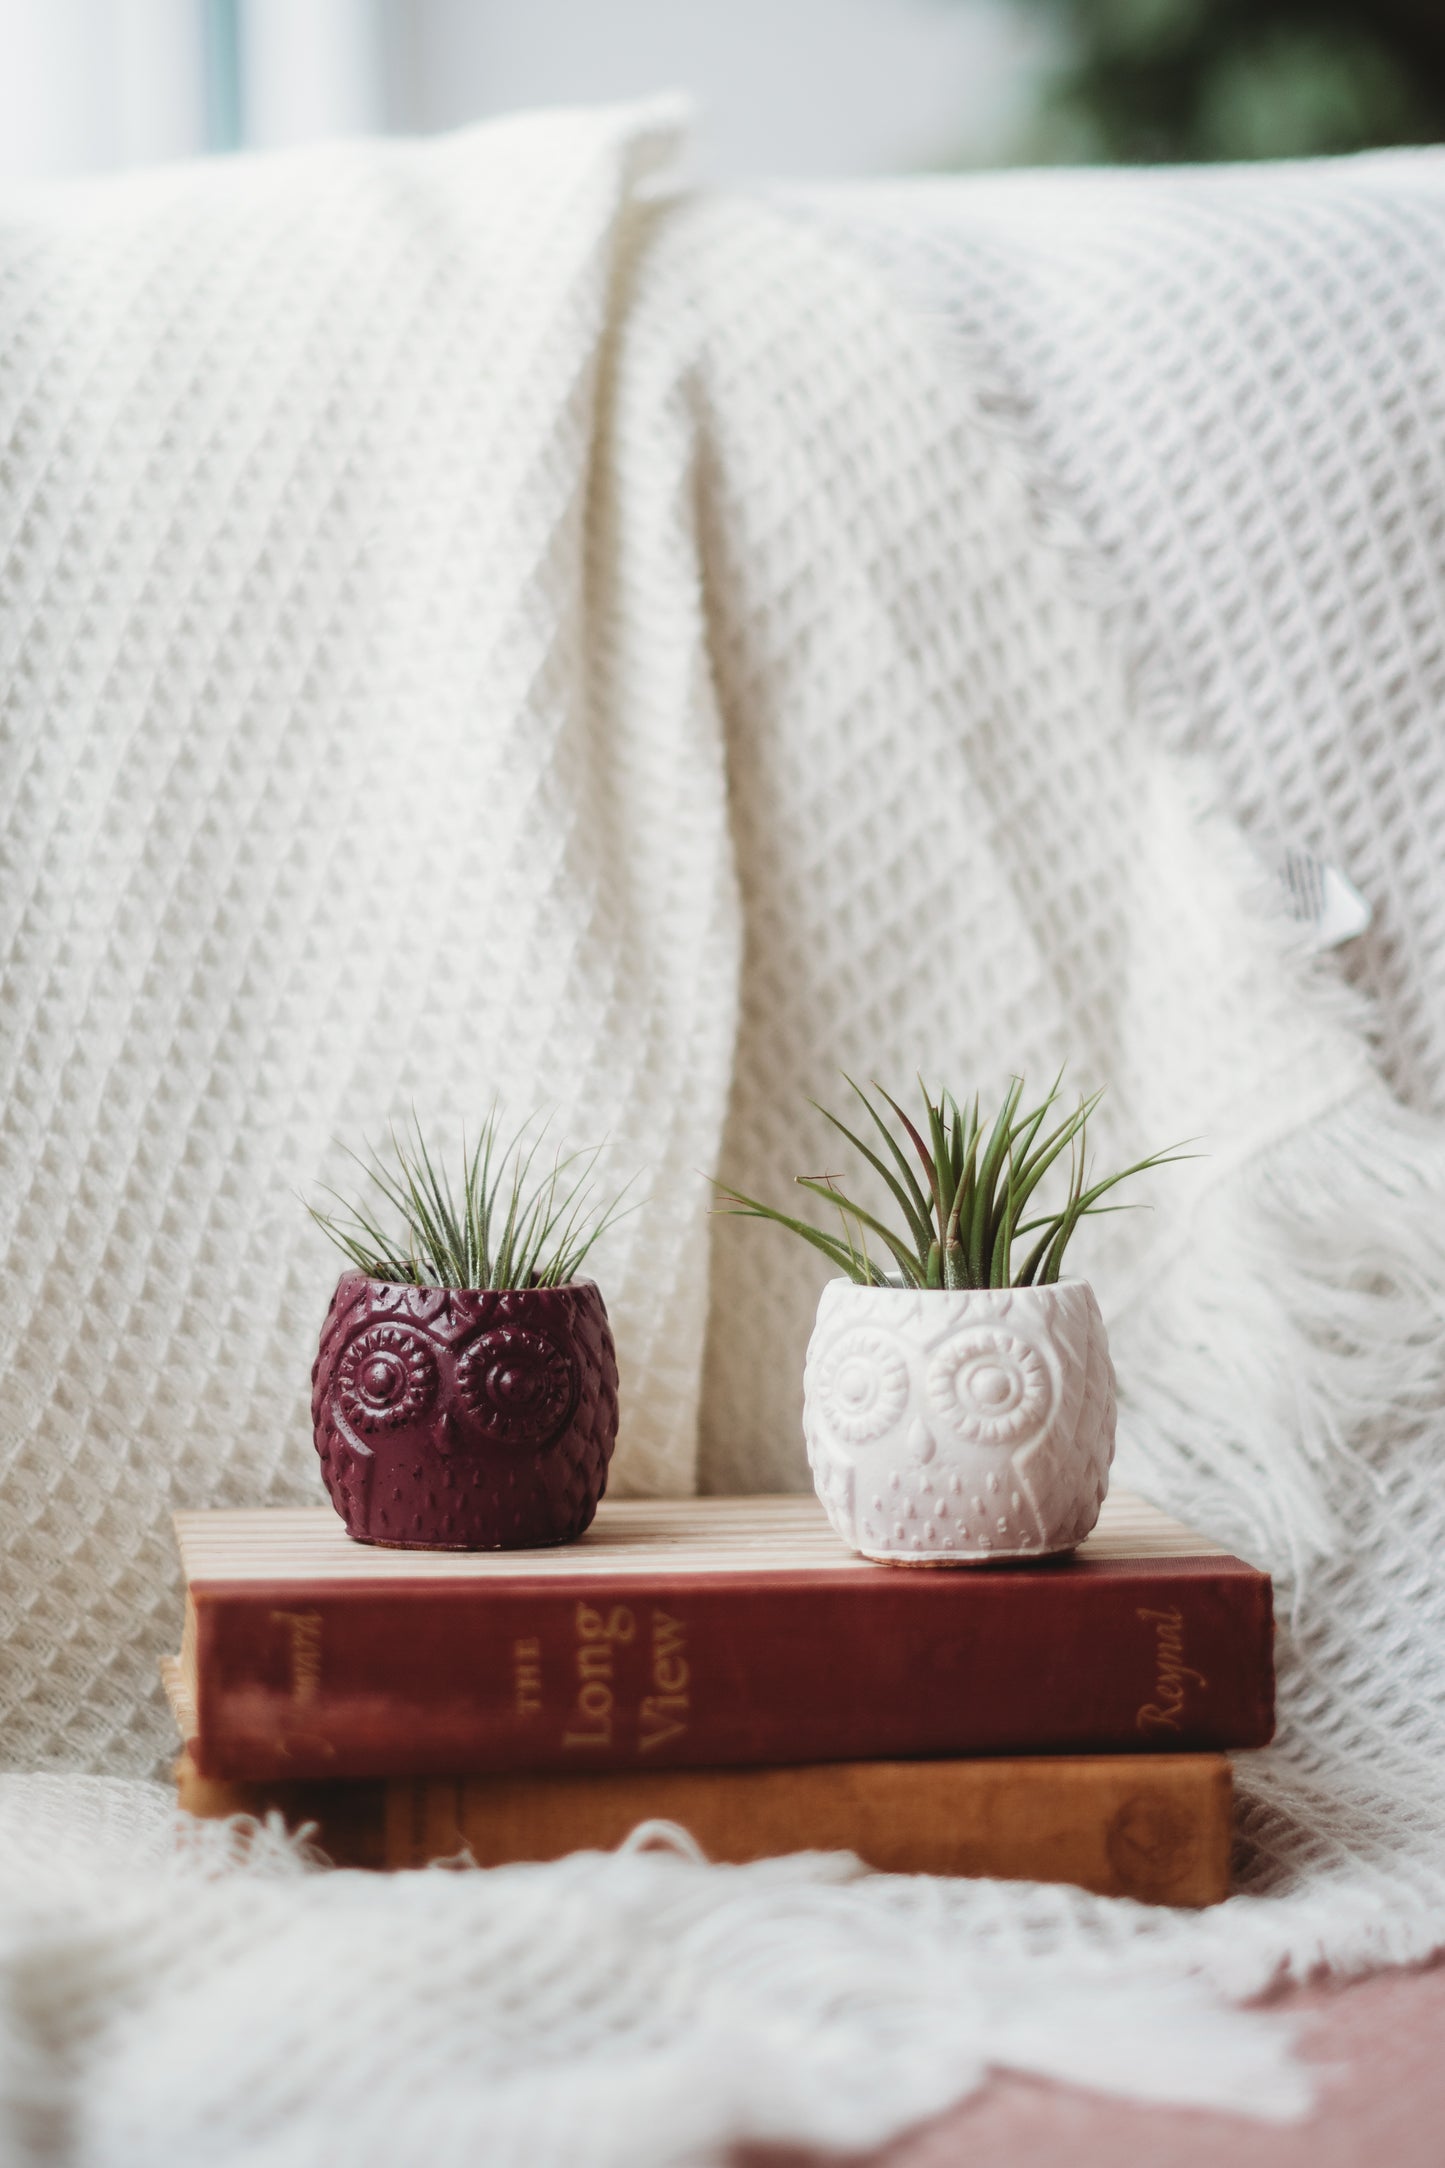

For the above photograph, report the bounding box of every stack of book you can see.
[165,1490,1274,1905]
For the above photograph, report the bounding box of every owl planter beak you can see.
[310,1273,620,1551]
[801,1277,1116,1566]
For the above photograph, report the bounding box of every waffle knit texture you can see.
[3,108,1445,2160]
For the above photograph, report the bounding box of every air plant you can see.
[307,1106,636,1291]
[714,1074,1188,1290]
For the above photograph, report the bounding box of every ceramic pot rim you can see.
[825,1275,1092,1296]
[340,1271,602,1299]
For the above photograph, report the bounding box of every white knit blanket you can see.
[4,107,1445,2161]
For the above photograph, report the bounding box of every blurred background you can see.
[0,0,1440,182]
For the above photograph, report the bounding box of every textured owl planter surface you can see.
[803,1279,1116,1566]
[312,1272,619,1550]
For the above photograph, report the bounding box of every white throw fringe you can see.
[0,1777,1313,2167]
[1112,1082,1445,1586]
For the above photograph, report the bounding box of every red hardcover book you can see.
[172,1492,1274,1780]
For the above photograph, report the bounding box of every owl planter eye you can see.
[458,1329,576,1448]
[813,1328,909,1447]
[306,1109,628,1550]
[926,1331,1052,1449]
[336,1324,437,1432]
[719,1073,1186,1566]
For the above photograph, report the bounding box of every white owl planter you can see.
[803,1279,1116,1565]
[718,1075,1176,1568]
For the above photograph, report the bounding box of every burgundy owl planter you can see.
[311,1273,619,1550]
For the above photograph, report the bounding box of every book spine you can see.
[176,1754,1233,1906]
[190,1560,1273,1778]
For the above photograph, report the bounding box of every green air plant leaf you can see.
[713,1074,1192,1290]
[306,1106,639,1292]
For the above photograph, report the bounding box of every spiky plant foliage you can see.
[714,1074,1187,1290]
[307,1108,636,1291]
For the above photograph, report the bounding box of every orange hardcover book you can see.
[170,1736,1233,1907]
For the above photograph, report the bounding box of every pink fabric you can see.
[750,1963,1445,2168]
